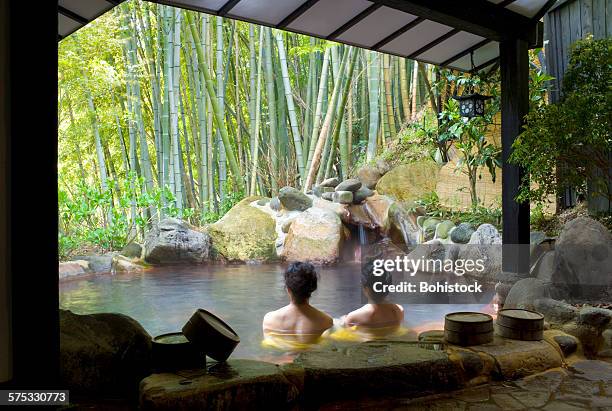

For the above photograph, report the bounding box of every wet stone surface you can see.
[320,360,612,410]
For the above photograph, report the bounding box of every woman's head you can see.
[284,262,318,304]
[361,260,392,303]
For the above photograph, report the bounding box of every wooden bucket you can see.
[152,332,205,372]
[444,312,493,346]
[182,309,240,362]
[496,309,544,341]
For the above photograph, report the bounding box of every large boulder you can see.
[144,218,211,264]
[357,166,383,189]
[375,161,440,203]
[504,278,550,311]
[454,224,502,281]
[209,203,277,262]
[281,207,343,265]
[278,186,312,211]
[550,217,612,301]
[60,310,152,399]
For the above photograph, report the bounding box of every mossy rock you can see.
[209,202,277,262]
[375,161,440,203]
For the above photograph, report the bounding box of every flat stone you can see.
[455,386,490,403]
[333,191,353,205]
[291,341,462,402]
[470,336,563,380]
[269,197,281,211]
[321,192,334,201]
[491,393,524,410]
[319,177,339,188]
[571,360,612,382]
[140,360,299,411]
[511,390,550,408]
[353,185,374,204]
[515,369,567,393]
[335,178,362,192]
[534,298,579,325]
[542,400,590,410]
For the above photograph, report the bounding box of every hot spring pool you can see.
[59,263,495,360]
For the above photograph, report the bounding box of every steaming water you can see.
[59,263,494,360]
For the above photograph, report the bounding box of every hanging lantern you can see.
[453,93,493,118]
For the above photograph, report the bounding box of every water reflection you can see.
[59,263,493,359]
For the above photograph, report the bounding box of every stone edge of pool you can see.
[138,330,576,410]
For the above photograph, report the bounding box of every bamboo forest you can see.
[58,0,610,259]
[60,1,453,256]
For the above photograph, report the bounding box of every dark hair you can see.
[361,259,392,303]
[284,262,318,303]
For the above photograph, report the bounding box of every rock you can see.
[530,231,547,246]
[333,191,353,204]
[73,254,115,273]
[312,185,333,198]
[388,203,420,246]
[553,335,578,357]
[335,178,362,192]
[59,261,87,280]
[474,337,563,380]
[291,342,461,402]
[281,207,343,265]
[455,225,502,280]
[346,205,376,229]
[319,177,339,188]
[321,192,333,201]
[121,242,143,259]
[313,197,349,221]
[256,198,270,206]
[60,310,151,399]
[144,218,211,264]
[504,278,551,310]
[140,360,299,411]
[375,161,440,203]
[469,224,502,245]
[281,219,293,234]
[533,298,579,325]
[422,217,440,237]
[209,203,277,262]
[552,217,612,301]
[374,158,392,175]
[561,322,603,357]
[532,250,556,281]
[435,220,455,240]
[362,195,393,231]
[578,307,612,329]
[278,186,313,211]
[269,197,281,211]
[353,185,374,204]
[112,254,146,273]
[357,166,383,189]
[450,223,475,244]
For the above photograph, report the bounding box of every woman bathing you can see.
[262,262,333,346]
[343,260,404,330]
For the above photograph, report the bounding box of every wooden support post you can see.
[500,37,530,277]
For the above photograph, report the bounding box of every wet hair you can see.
[284,262,318,303]
[361,259,393,303]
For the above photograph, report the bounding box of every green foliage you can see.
[436,70,502,208]
[510,37,612,210]
[411,192,502,229]
[59,174,193,259]
[200,188,245,224]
